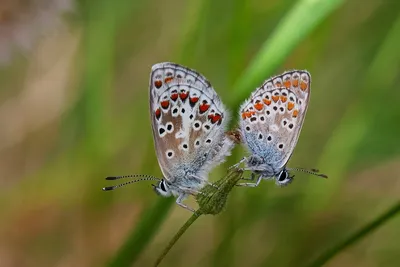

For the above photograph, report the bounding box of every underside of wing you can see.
[239,70,311,169]
[149,63,231,181]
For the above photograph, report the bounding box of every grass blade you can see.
[229,0,344,108]
[107,198,174,267]
[306,201,400,267]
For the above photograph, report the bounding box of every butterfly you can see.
[103,62,235,212]
[232,70,327,187]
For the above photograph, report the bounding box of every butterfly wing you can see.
[149,62,233,183]
[239,70,311,171]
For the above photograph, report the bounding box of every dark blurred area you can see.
[1,0,399,266]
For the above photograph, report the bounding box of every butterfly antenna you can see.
[102,177,161,191]
[288,168,328,178]
[105,174,159,180]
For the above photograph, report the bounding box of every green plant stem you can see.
[154,211,203,267]
[154,170,243,266]
[107,198,174,267]
[306,201,400,267]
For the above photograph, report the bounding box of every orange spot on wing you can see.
[161,100,169,109]
[292,79,299,87]
[211,113,222,124]
[179,91,189,101]
[300,81,308,91]
[284,80,291,88]
[263,99,272,106]
[242,111,253,119]
[199,103,210,113]
[272,95,280,102]
[292,109,299,118]
[190,97,199,104]
[154,80,162,88]
[280,96,287,103]
[170,93,178,101]
[164,77,174,83]
[287,102,295,111]
[254,102,264,111]
[155,108,161,119]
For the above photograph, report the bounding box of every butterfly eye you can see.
[278,170,288,182]
[276,170,293,186]
[160,180,167,192]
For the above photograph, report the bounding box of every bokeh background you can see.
[1,0,400,266]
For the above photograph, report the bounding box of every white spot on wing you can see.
[175,130,186,139]
[193,120,202,131]
[270,124,279,131]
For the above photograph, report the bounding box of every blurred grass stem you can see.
[154,212,202,267]
[306,201,400,267]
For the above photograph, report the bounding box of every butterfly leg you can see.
[236,174,263,187]
[228,157,247,170]
[178,186,206,196]
[189,175,219,189]
[176,194,195,212]
[240,172,257,181]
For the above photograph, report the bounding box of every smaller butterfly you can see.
[232,70,327,186]
[103,63,235,212]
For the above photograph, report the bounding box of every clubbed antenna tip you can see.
[318,173,328,179]
[102,186,116,191]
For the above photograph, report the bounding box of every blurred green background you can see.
[1,0,400,266]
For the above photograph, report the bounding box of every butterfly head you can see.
[276,169,294,186]
[152,179,172,197]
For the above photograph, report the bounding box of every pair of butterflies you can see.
[103,62,327,212]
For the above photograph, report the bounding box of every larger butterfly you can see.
[232,70,327,186]
[103,63,235,211]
